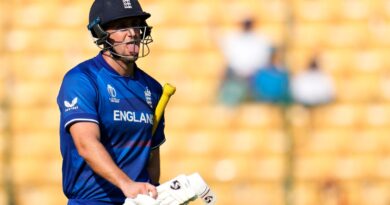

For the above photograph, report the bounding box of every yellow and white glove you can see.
[123,194,159,205]
[156,175,197,205]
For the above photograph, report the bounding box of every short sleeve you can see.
[57,69,99,131]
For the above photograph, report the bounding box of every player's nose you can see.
[125,28,137,38]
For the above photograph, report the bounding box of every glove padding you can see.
[123,194,159,205]
[186,173,217,205]
[156,175,197,205]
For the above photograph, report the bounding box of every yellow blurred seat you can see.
[165,105,198,130]
[182,129,219,156]
[236,103,282,129]
[250,156,285,182]
[338,0,373,21]
[11,3,58,28]
[368,21,390,47]
[291,22,327,48]
[332,155,377,180]
[10,54,64,81]
[359,181,390,205]
[15,185,67,205]
[294,182,320,205]
[362,104,390,128]
[0,186,6,205]
[179,1,214,25]
[251,0,288,23]
[295,155,336,180]
[260,22,287,46]
[56,2,89,27]
[230,182,284,205]
[320,49,354,75]
[303,128,352,154]
[11,157,61,186]
[154,27,201,51]
[379,76,390,102]
[312,104,362,128]
[192,105,238,130]
[11,131,60,158]
[336,74,380,102]
[10,81,60,108]
[352,50,387,74]
[376,156,390,179]
[293,0,337,22]
[326,23,368,48]
[223,129,262,156]
[10,107,59,132]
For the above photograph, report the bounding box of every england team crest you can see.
[144,87,153,108]
[122,0,132,9]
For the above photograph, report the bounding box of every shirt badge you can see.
[107,84,120,103]
[64,97,78,112]
[144,87,153,108]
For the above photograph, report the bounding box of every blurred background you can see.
[1,0,390,204]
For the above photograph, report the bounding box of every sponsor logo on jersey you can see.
[64,97,79,112]
[107,84,120,103]
[144,87,153,108]
[122,0,132,9]
[113,110,153,124]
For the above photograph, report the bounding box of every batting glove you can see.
[187,173,217,205]
[156,175,197,205]
[123,194,159,205]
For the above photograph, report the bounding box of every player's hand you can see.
[156,175,197,205]
[121,181,157,199]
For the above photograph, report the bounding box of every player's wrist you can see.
[118,177,135,192]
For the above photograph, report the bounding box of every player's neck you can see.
[103,53,136,77]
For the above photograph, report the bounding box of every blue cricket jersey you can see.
[57,53,166,205]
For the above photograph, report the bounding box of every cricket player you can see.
[57,0,165,204]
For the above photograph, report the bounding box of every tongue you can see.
[127,43,140,54]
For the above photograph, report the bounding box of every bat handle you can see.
[151,83,176,136]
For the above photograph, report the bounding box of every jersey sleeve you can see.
[57,69,99,131]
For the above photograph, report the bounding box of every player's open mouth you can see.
[126,43,139,54]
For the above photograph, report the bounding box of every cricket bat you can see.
[152,83,176,136]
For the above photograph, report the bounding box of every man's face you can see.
[105,18,144,61]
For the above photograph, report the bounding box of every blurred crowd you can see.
[216,17,335,108]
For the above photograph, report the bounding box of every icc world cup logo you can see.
[107,84,120,103]
[107,84,117,98]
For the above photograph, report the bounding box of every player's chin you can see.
[122,53,139,62]
[126,50,140,60]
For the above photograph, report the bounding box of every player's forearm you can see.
[79,139,133,190]
[147,148,161,185]
[70,122,133,191]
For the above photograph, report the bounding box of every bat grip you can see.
[151,83,176,136]
[151,94,169,136]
